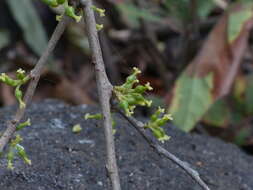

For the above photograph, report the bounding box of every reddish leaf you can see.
[168,3,253,131]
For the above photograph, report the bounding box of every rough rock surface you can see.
[0,99,252,190]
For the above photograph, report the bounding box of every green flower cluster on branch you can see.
[114,67,153,117]
[84,67,172,142]
[7,134,31,170]
[40,0,82,22]
[40,0,106,30]
[0,69,30,109]
[144,107,172,143]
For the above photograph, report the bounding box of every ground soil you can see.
[0,99,252,190]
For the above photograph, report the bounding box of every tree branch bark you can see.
[115,107,210,190]
[0,15,71,153]
[80,1,121,190]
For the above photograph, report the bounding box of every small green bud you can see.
[15,85,25,109]
[84,113,103,120]
[16,119,31,131]
[92,6,106,17]
[96,24,104,31]
[16,69,26,80]
[133,67,141,75]
[119,101,129,114]
[144,108,172,143]
[16,144,31,165]
[0,73,20,87]
[151,107,164,121]
[65,5,82,22]
[72,124,82,133]
[126,75,137,84]
[158,134,170,143]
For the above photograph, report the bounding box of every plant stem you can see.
[0,16,70,153]
[81,0,121,189]
[116,107,210,190]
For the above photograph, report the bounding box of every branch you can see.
[80,1,121,190]
[0,15,71,153]
[115,107,210,190]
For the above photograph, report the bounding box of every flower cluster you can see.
[7,135,31,170]
[0,69,30,108]
[114,67,153,116]
[144,107,173,143]
[41,0,82,22]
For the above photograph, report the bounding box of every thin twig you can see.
[0,16,71,153]
[115,107,210,190]
[80,0,121,190]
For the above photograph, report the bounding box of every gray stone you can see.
[0,99,252,190]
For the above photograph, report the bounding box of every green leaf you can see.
[0,30,10,50]
[228,4,253,43]
[197,0,215,19]
[6,0,48,55]
[169,73,213,132]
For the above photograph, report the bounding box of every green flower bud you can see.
[16,69,26,80]
[145,82,153,91]
[16,119,31,131]
[65,5,82,22]
[151,107,164,121]
[0,73,20,87]
[158,134,170,143]
[92,6,106,17]
[133,67,141,75]
[119,101,129,113]
[96,24,104,31]
[84,113,103,120]
[15,85,25,109]
[16,144,31,165]
[72,124,82,133]
[126,75,137,84]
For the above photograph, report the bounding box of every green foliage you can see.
[7,135,31,170]
[0,69,30,109]
[228,4,253,43]
[6,0,48,56]
[169,73,213,132]
[114,67,153,117]
[144,107,172,143]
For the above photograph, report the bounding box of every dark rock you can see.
[0,99,252,190]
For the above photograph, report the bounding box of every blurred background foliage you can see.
[1,0,253,153]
